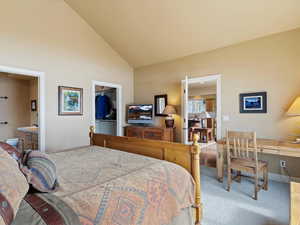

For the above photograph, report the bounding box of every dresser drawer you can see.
[126,127,143,138]
[143,129,163,140]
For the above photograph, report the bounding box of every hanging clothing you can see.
[95,95,111,119]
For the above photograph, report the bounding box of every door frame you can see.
[91,80,123,136]
[0,65,46,152]
[181,74,222,143]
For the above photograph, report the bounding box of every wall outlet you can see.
[280,160,286,168]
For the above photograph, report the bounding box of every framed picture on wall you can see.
[240,92,267,113]
[58,86,83,115]
[154,94,168,116]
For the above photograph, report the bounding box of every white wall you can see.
[0,0,134,152]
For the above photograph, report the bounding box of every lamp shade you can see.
[199,111,212,119]
[163,105,177,115]
[287,97,300,116]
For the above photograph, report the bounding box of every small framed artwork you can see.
[154,94,168,116]
[58,86,83,115]
[31,100,37,111]
[240,92,267,113]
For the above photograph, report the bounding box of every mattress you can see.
[13,146,195,225]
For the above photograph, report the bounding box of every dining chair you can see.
[226,130,268,200]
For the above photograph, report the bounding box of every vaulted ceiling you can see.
[65,0,300,68]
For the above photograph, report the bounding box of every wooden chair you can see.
[226,130,268,200]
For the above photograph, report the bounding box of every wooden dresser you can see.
[124,126,175,142]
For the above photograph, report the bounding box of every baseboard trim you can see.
[268,172,300,183]
[244,171,300,183]
[201,166,300,184]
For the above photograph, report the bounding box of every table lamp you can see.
[287,97,300,143]
[163,105,177,128]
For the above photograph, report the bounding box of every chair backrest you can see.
[226,130,258,164]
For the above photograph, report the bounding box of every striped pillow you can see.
[20,151,59,193]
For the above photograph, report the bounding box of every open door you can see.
[181,74,222,144]
[181,76,189,144]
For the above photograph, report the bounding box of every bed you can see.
[11,127,202,225]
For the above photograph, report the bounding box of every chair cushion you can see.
[20,151,59,193]
[0,147,29,225]
[0,142,21,161]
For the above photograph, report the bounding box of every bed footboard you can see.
[89,126,202,225]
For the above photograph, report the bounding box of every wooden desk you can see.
[217,139,300,182]
[291,182,300,225]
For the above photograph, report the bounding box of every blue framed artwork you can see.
[240,92,267,113]
[58,86,83,115]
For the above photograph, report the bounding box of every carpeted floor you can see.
[201,166,290,225]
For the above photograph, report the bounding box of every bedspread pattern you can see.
[49,146,195,225]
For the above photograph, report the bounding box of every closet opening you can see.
[92,81,122,136]
[0,65,46,152]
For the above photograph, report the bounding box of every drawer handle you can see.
[0,121,8,125]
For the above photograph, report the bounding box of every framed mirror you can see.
[154,94,168,116]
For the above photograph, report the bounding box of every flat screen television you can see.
[127,104,153,124]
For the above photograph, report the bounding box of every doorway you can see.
[91,81,122,136]
[181,75,221,145]
[0,65,45,151]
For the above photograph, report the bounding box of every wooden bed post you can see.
[89,126,95,145]
[192,134,202,225]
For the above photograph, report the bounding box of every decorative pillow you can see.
[0,142,21,161]
[0,147,29,225]
[20,150,59,193]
